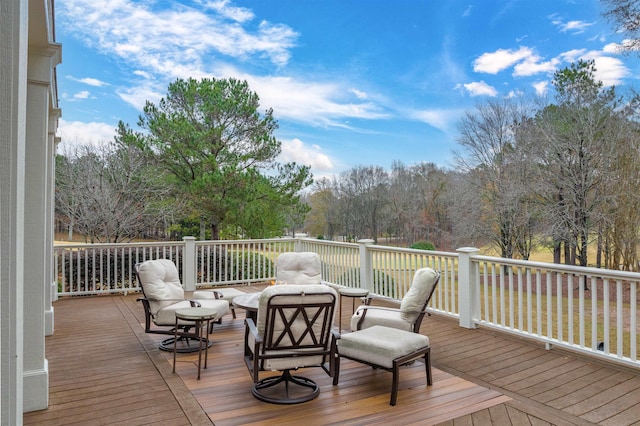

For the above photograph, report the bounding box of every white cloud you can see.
[408,108,462,133]
[533,81,549,96]
[463,81,498,97]
[68,76,109,87]
[73,90,91,100]
[213,65,388,128]
[560,49,587,63]
[557,20,594,34]
[513,56,559,77]
[198,0,254,23]
[558,49,630,86]
[57,119,116,148]
[117,84,165,111]
[506,89,524,98]
[279,138,334,171]
[58,0,298,73]
[473,47,533,74]
[589,55,630,86]
[462,5,472,17]
[350,88,368,100]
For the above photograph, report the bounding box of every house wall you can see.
[1,0,60,421]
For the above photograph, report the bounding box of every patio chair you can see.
[351,267,440,333]
[275,252,322,285]
[244,284,338,404]
[135,259,229,352]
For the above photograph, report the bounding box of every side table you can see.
[338,287,369,332]
[173,307,218,380]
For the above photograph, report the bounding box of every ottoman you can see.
[211,287,245,318]
[333,325,432,405]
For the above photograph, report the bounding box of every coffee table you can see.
[232,292,261,323]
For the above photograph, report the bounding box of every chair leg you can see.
[425,348,432,385]
[332,354,340,385]
[391,360,400,406]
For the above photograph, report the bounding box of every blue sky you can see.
[56,0,639,179]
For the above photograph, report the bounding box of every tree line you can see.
[303,60,640,271]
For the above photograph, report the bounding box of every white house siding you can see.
[1,0,60,422]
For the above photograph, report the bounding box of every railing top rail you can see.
[472,254,640,280]
[297,238,358,249]
[367,244,458,258]
[195,237,296,245]
[54,241,186,250]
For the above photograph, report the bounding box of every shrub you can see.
[410,241,435,251]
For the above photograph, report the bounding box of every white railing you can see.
[459,247,639,369]
[53,236,639,369]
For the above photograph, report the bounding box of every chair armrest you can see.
[354,305,403,330]
[188,300,202,307]
[137,297,187,303]
[245,318,262,343]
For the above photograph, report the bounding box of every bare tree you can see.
[55,142,176,243]
[455,98,538,259]
[601,0,640,52]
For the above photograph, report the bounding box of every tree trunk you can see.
[211,222,220,240]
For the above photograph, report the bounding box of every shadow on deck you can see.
[25,286,640,425]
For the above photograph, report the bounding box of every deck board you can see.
[23,288,640,425]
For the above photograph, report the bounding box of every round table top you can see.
[174,307,218,321]
[232,292,261,311]
[338,287,370,297]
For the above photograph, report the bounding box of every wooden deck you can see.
[25,286,640,425]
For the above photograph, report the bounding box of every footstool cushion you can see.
[337,326,429,368]
[193,288,245,319]
[334,325,431,405]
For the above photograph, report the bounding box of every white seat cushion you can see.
[350,306,413,332]
[337,325,429,369]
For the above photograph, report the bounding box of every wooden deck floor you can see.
[24,286,640,425]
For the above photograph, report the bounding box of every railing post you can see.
[293,233,307,252]
[457,247,480,329]
[358,239,375,292]
[183,236,196,291]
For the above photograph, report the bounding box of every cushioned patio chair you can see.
[275,252,322,285]
[351,267,440,333]
[135,259,229,352]
[244,284,338,404]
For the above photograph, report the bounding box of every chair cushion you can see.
[137,259,185,315]
[400,268,439,323]
[255,284,336,336]
[337,325,429,369]
[249,284,336,370]
[155,299,229,326]
[350,306,413,332]
[276,252,322,285]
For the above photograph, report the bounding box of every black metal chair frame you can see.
[244,291,337,404]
